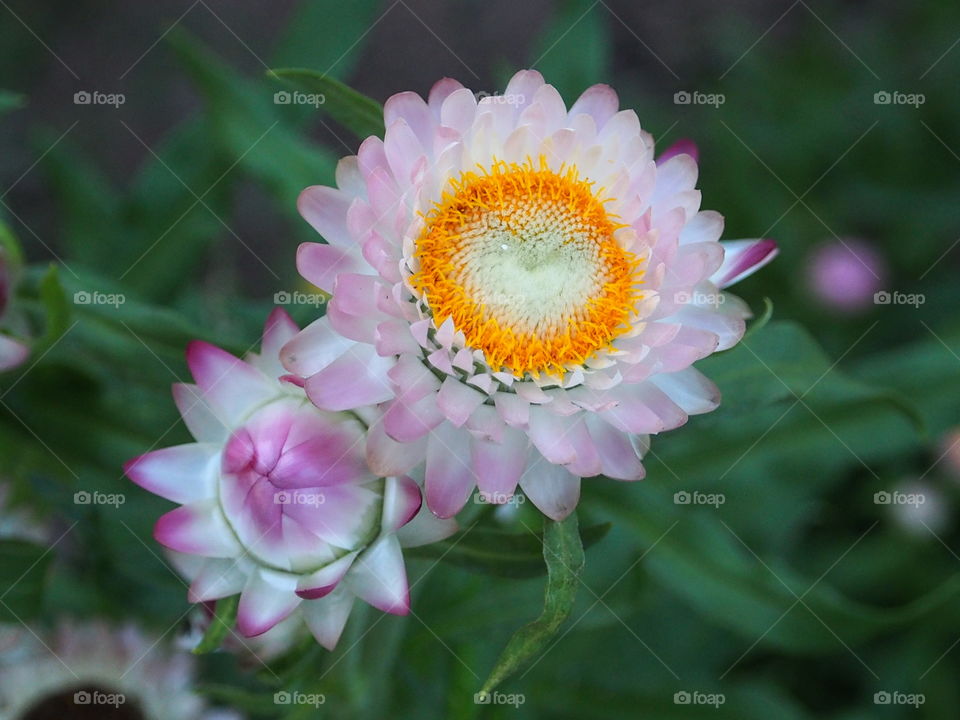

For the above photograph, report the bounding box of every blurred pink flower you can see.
[806,239,886,312]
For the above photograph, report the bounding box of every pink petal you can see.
[237,569,301,637]
[154,501,241,558]
[381,475,423,531]
[296,553,357,600]
[656,138,699,165]
[0,335,28,372]
[713,239,779,288]
[396,504,459,548]
[346,534,410,615]
[187,558,248,602]
[568,84,619,128]
[519,462,581,521]
[436,376,485,427]
[302,587,355,650]
[186,340,275,420]
[125,443,218,504]
[296,242,367,294]
[280,316,355,379]
[585,415,645,481]
[425,423,476,518]
[304,343,394,411]
[298,185,354,246]
[366,418,428,476]
[528,408,577,465]
[472,427,527,501]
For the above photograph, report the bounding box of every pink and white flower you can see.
[281,70,777,521]
[0,246,29,373]
[0,620,239,720]
[126,309,456,649]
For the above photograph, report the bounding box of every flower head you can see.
[0,246,29,373]
[0,620,236,720]
[806,238,886,312]
[281,71,777,520]
[126,309,455,648]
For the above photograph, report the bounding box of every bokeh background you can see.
[1,0,959,718]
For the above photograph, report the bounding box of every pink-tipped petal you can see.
[472,426,527,501]
[436,376,486,427]
[381,475,423,531]
[657,138,699,165]
[520,461,581,521]
[281,315,355,379]
[172,383,227,443]
[713,239,779,288]
[125,443,219,504]
[568,84,619,128]
[346,534,410,615]
[366,418,428,476]
[296,552,357,600]
[236,569,301,637]
[296,242,367,294]
[396,503,459,548]
[425,423,476,518]
[0,335,28,372]
[302,586,355,650]
[304,343,394,411]
[186,340,275,420]
[298,185,354,246]
[154,502,242,558]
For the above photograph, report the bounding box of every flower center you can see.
[411,157,642,377]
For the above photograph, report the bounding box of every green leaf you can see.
[268,68,385,139]
[480,512,585,693]
[193,594,239,654]
[170,30,337,202]
[0,540,52,621]
[37,264,70,346]
[409,520,610,578]
[530,0,610,100]
[742,296,774,340]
